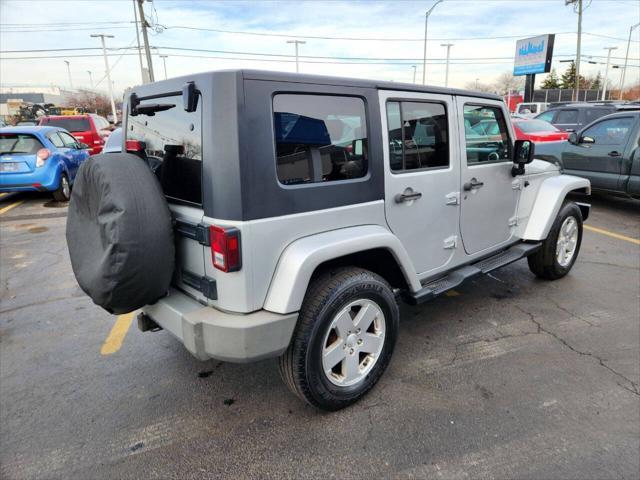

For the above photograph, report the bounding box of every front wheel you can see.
[52,173,71,202]
[528,201,583,280]
[279,267,399,411]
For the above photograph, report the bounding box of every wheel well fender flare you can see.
[263,225,421,314]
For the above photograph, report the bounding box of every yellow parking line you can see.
[100,312,135,355]
[445,290,460,297]
[0,200,24,215]
[584,225,640,246]
[0,192,9,198]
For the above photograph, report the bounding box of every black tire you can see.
[52,173,71,202]
[279,267,399,411]
[66,153,174,314]
[528,201,583,280]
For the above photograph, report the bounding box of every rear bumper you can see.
[141,288,298,363]
[0,166,61,192]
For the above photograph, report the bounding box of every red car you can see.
[512,118,569,143]
[38,114,112,154]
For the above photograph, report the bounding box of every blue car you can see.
[0,126,90,201]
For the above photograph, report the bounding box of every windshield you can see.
[515,120,559,133]
[40,117,90,132]
[0,134,44,155]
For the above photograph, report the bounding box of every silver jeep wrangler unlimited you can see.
[67,70,590,411]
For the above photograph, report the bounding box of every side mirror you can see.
[568,132,578,144]
[581,135,595,144]
[512,139,535,176]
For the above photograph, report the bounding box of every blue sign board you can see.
[513,34,555,76]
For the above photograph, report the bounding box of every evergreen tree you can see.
[560,61,587,90]
[591,71,602,91]
[541,69,560,89]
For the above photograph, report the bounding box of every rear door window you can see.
[40,117,90,132]
[463,104,511,164]
[555,109,578,125]
[48,132,65,148]
[584,108,614,125]
[273,94,368,185]
[127,94,202,205]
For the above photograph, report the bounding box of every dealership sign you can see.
[513,34,555,76]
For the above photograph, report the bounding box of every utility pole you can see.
[422,0,444,85]
[411,65,417,84]
[132,0,146,83]
[619,22,640,100]
[601,46,618,101]
[64,60,73,90]
[475,78,479,89]
[286,40,306,73]
[137,0,154,82]
[87,70,93,89]
[90,34,117,124]
[160,54,168,79]
[566,0,583,101]
[441,43,453,87]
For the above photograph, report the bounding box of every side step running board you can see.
[404,242,542,305]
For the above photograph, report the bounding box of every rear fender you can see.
[263,225,420,314]
[518,174,591,241]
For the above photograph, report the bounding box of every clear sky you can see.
[1,0,638,96]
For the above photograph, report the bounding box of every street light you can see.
[90,34,117,124]
[422,0,444,85]
[601,46,618,101]
[411,65,417,84]
[441,43,453,87]
[619,22,640,100]
[64,60,73,90]
[159,54,169,80]
[287,40,306,73]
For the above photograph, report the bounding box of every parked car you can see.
[515,102,548,117]
[102,127,122,153]
[38,114,112,155]
[535,111,640,198]
[0,126,90,201]
[66,70,591,411]
[535,102,639,133]
[512,118,569,142]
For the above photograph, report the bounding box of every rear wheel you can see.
[279,267,399,411]
[528,201,583,280]
[52,173,70,202]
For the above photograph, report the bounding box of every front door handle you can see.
[463,178,484,191]
[608,151,621,157]
[395,190,422,203]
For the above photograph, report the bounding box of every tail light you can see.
[210,225,241,272]
[126,140,144,152]
[36,148,51,167]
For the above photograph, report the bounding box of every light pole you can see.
[90,34,117,124]
[601,46,618,101]
[64,60,73,90]
[286,40,306,73]
[619,22,640,100]
[475,78,479,89]
[87,70,93,89]
[441,43,453,87]
[422,0,444,85]
[411,65,417,84]
[160,54,168,80]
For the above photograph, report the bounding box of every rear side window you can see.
[386,101,449,171]
[536,110,555,123]
[40,117,90,132]
[0,134,44,154]
[273,94,368,186]
[463,104,511,164]
[48,132,65,148]
[555,109,578,125]
[127,94,202,205]
[584,108,613,124]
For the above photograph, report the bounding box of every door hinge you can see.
[511,179,522,190]
[508,216,518,227]
[443,235,458,249]
[445,192,460,205]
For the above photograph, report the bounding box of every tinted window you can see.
[386,101,449,172]
[584,108,613,124]
[127,94,202,205]
[555,109,578,124]
[515,119,559,133]
[464,104,511,164]
[0,134,44,154]
[582,117,634,146]
[48,132,65,148]
[273,94,368,185]
[40,117,90,132]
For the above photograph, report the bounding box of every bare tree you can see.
[67,91,121,118]
[492,72,525,95]
[464,81,495,93]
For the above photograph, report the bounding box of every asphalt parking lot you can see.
[1,191,638,480]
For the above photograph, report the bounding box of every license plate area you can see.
[0,162,20,172]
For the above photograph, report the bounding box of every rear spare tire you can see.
[66,153,175,314]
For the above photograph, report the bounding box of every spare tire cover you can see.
[66,153,175,314]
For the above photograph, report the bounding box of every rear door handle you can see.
[608,151,622,157]
[463,178,484,191]
[395,191,422,203]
